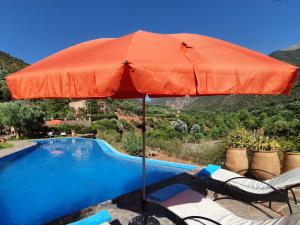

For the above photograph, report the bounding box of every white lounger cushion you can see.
[267,168,300,190]
[161,189,300,225]
[211,169,274,194]
[211,167,300,194]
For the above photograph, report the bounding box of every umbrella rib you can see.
[124,31,139,63]
[167,35,200,95]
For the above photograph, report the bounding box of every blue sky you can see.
[1,0,300,64]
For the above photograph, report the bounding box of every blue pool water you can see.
[0,138,195,225]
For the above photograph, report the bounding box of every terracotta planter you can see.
[283,152,300,173]
[250,150,280,180]
[225,148,248,175]
[71,130,76,137]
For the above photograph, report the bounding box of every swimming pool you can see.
[0,138,196,225]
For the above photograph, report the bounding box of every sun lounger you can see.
[61,132,67,136]
[197,165,300,214]
[148,184,300,225]
[67,209,112,225]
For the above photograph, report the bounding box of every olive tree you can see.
[0,101,44,138]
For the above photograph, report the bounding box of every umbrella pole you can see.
[141,97,147,224]
[128,97,160,225]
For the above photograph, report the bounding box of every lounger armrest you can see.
[223,176,280,193]
[183,216,222,225]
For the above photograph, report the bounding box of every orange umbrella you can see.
[6,30,297,99]
[5,30,298,225]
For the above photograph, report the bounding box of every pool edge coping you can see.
[0,140,37,159]
[95,139,198,171]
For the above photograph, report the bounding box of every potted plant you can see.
[282,137,300,172]
[249,129,281,180]
[225,128,250,175]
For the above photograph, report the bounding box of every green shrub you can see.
[92,119,119,132]
[122,132,141,156]
[90,113,117,121]
[170,119,188,134]
[96,130,122,143]
[190,124,204,140]
[119,119,134,131]
[147,126,179,140]
[182,141,226,165]
[80,126,97,134]
[196,142,226,165]
[147,137,181,156]
[56,124,84,133]
[226,128,251,148]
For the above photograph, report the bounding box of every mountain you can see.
[0,51,28,74]
[281,43,300,51]
[269,47,300,67]
[153,46,300,111]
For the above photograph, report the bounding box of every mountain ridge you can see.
[0,51,28,74]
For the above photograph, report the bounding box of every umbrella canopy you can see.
[6,30,297,99]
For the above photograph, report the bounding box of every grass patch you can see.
[0,142,13,150]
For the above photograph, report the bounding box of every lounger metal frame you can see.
[210,168,297,215]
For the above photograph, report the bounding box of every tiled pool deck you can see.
[1,141,299,224]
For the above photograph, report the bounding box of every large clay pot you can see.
[283,152,300,173]
[250,151,280,180]
[225,148,248,175]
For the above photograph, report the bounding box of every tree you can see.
[0,70,11,101]
[86,100,99,115]
[39,99,70,120]
[0,101,44,138]
[0,80,11,101]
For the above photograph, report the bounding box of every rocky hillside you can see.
[0,51,28,74]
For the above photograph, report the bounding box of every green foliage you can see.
[190,124,204,141]
[279,136,300,153]
[249,129,281,151]
[197,142,226,165]
[184,142,227,165]
[0,101,44,136]
[86,100,99,115]
[90,113,117,121]
[170,119,188,134]
[147,125,179,140]
[147,137,181,156]
[39,99,71,120]
[92,119,121,132]
[0,51,28,73]
[96,130,122,143]
[0,80,11,101]
[0,142,13,150]
[227,128,251,148]
[119,119,134,131]
[55,124,96,134]
[56,124,82,133]
[122,132,141,156]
